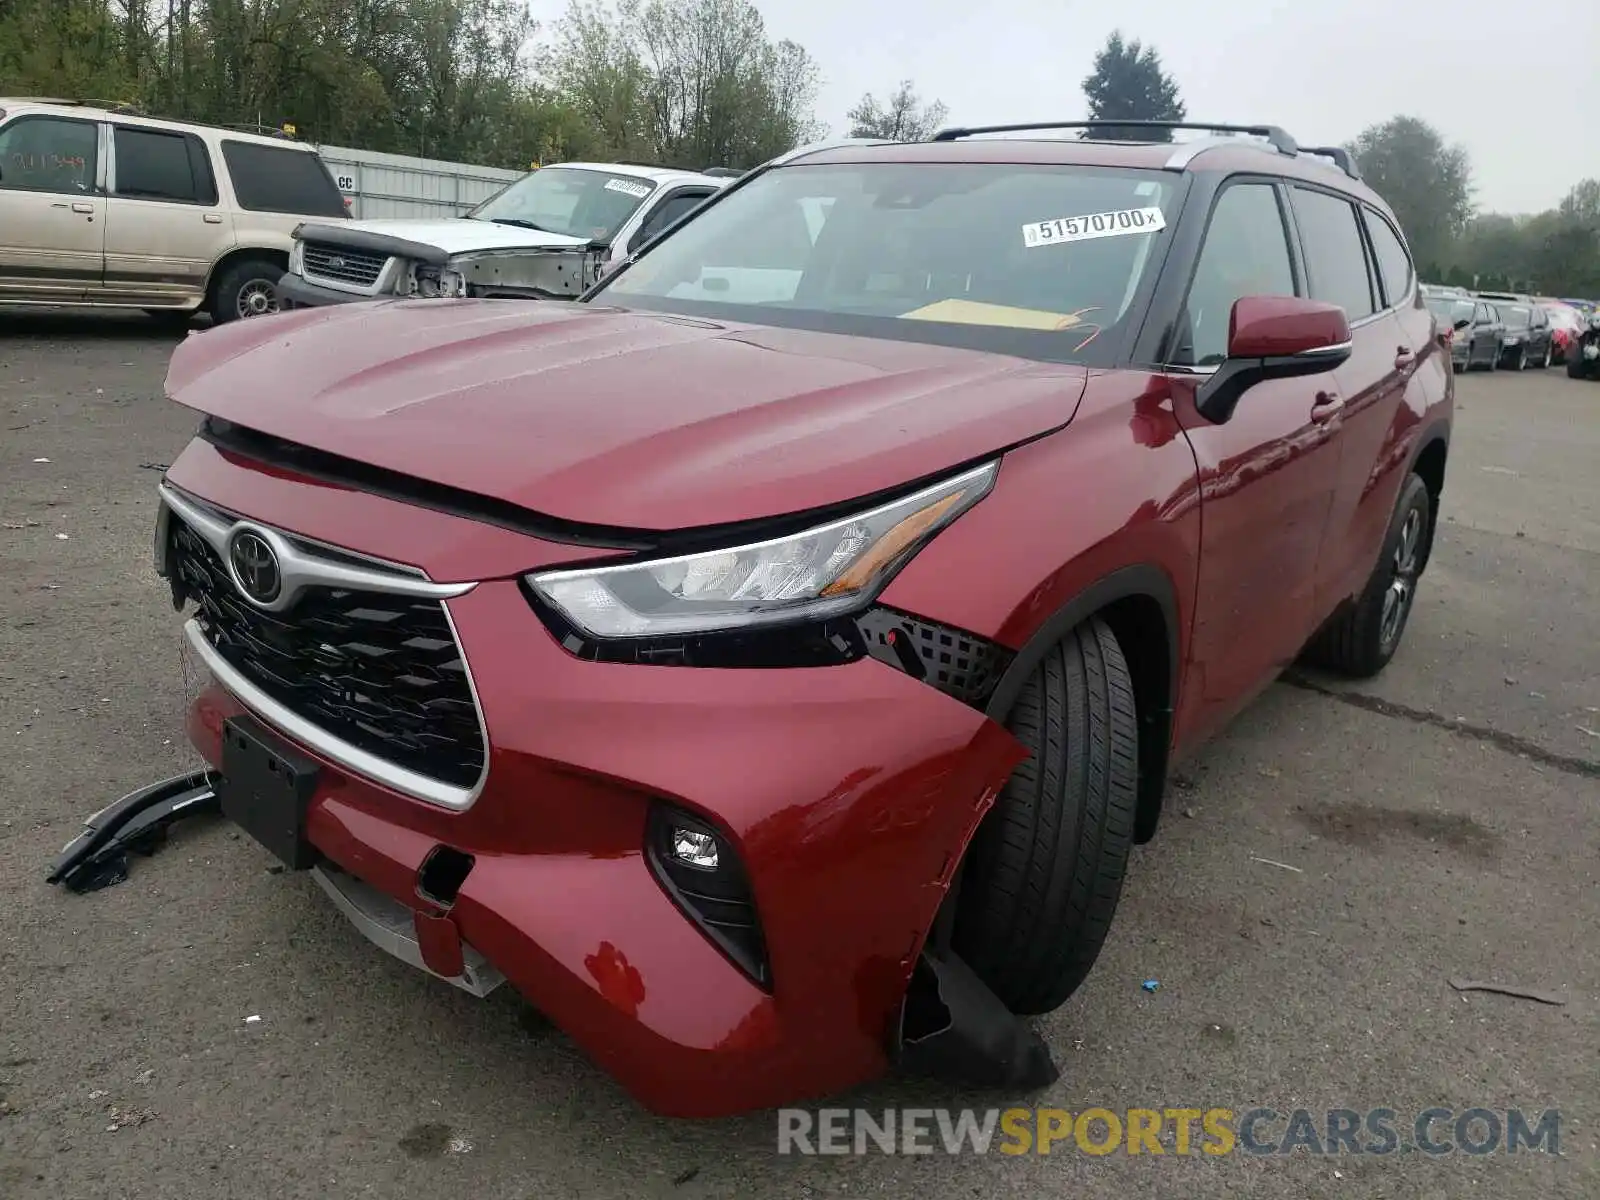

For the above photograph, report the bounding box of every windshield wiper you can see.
[487,217,557,233]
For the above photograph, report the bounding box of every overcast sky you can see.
[706,0,1599,215]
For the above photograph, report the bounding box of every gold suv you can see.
[0,98,350,323]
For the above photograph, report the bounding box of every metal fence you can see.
[315,144,526,220]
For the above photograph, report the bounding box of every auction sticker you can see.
[605,178,651,198]
[1022,206,1166,248]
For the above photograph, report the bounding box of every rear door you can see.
[1168,177,1345,744]
[0,113,104,301]
[102,123,233,307]
[1284,185,1408,618]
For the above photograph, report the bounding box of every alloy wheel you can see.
[1379,506,1423,650]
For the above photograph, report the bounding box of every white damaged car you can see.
[274,162,735,307]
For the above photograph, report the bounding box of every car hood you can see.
[164,300,1088,532]
[315,217,589,255]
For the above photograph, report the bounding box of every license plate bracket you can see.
[218,713,320,870]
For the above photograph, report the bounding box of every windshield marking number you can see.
[1022,206,1166,249]
[605,178,651,199]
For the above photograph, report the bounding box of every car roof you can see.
[781,130,1393,214]
[0,97,319,151]
[547,161,731,187]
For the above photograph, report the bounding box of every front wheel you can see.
[210,258,285,324]
[1540,343,1552,369]
[1303,473,1432,679]
[952,617,1138,1016]
[1513,345,1528,371]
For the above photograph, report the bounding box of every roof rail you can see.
[1299,145,1362,181]
[930,120,1300,156]
[768,137,896,168]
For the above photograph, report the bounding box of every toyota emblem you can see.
[229,531,282,605]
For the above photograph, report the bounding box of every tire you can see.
[1513,345,1527,371]
[951,617,1138,1016]
[209,258,284,324]
[1303,473,1431,679]
[1540,343,1552,369]
[1571,352,1590,380]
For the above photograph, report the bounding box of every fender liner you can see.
[983,563,1182,845]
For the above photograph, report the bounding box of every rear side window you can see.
[220,140,346,216]
[1361,208,1413,307]
[1177,181,1298,366]
[113,126,216,204]
[1291,186,1376,321]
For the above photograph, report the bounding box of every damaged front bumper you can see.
[47,770,219,893]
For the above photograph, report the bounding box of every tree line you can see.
[0,0,826,170]
[3,2,1594,297]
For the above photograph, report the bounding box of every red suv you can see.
[149,121,1451,1117]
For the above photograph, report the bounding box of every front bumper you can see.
[166,479,1027,1117]
[274,271,369,309]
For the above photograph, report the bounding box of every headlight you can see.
[288,240,304,274]
[527,461,998,639]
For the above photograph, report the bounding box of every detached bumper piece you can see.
[891,949,1060,1091]
[46,770,219,893]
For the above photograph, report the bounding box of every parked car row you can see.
[0,96,743,321]
[1420,283,1593,372]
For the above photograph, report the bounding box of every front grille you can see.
[302,241,388,288]
[169,517,485,791]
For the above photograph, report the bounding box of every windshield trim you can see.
[583,159,1190,369]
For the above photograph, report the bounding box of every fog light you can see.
[671,827,718,869]
[645,803,770,989]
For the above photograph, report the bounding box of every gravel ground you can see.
[1,309,1596,1200]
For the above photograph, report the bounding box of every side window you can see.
[1362,208,1413,308]
[637,191,710,245]
[1176,182,1298,367]
[220,140,347,217]
[113,127,216,204]
[1291,186,1376,322]
[0,116,98,194]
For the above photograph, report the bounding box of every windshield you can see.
[590,162,1181,365]
[467,167,657,242]
[1426,297,1474,323]
[1501,304,1531,327]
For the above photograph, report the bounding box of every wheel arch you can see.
[982,564,1181,844]
[204,245,290,312]
[1409,425,1449,572]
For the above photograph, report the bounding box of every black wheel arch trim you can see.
[982,563,1182,844]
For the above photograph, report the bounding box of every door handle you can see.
[203,213,223,224]
[70,201,95,214]
[1310,391,1344,424]
[1394,346,1415,369]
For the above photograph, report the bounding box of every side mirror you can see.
[1454,317,1472,331]
[1196,296,1352,424]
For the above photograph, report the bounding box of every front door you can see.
[1167,177,1345,747]
[0,114,104,302]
